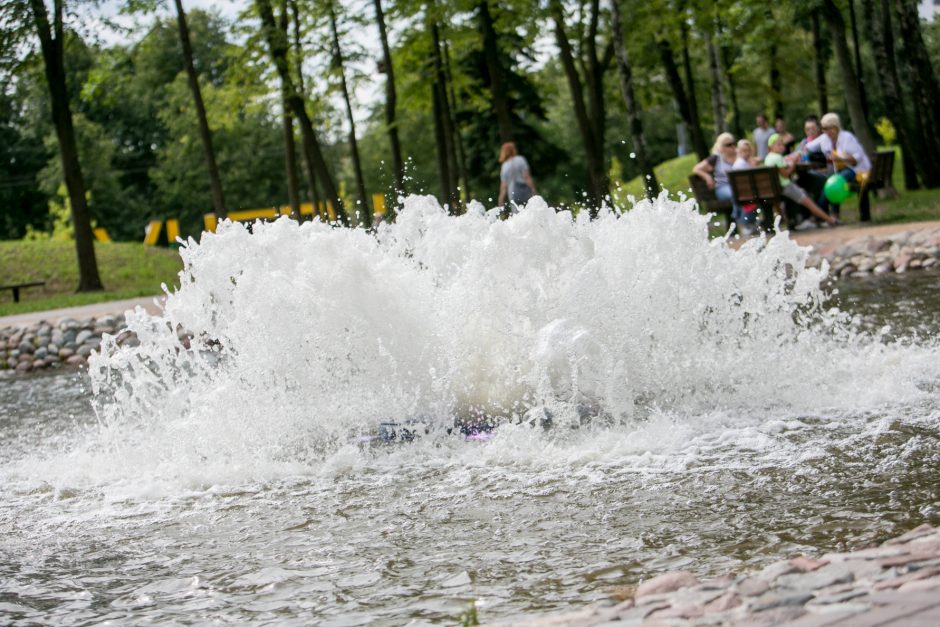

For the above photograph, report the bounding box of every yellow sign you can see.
[143,221,162,246]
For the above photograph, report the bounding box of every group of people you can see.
[693,112,872,235]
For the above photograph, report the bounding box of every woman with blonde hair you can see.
[497,142,536,214]
[692,132,752,232]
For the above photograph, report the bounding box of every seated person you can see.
[693,132,753,231]
[765,133,840,229]
[803,112,871,216]
[733,139,760,169]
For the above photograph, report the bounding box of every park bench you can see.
[728,166,785,229]
[688,174,732,225]
[1,280,45,303]
[855,150,896,222]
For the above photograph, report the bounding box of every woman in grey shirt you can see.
[498,142,536,214]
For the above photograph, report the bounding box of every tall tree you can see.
[442,38,470,199]
[550,0,613,212]
[716,16,742,137]
[821,0,877,157]
[373,0,405,193]
[277,3,300,219]
[846,0,869,119]
[611,0,657,200]
[289,0,319,208]
[327,0,369,226]
[679,11,710,144]
[862,0,930,189]
[256,0,347,224]
[658,37,708,159]
[703,26,726,135]
[27,0,102,291]
[478,0,512,142]
[428,6,459,211]
[811,8,829,113]
[894,0,940,182]
[173,0,226,218]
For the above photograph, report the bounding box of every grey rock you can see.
[37,324,52,336]
[777,564,854,590]
[17,342,33,354]
[64,341,77,351]
[75,330,93,345]
[98,315,116,327]
[47,343,59,354]
[34,347,48,360]
[750,590,814,612]
[77,345,95,358]
[59,318,80,331]
[65,354,86,367]
[62,329,77,344]
[58,348,75,359]
[15,361,32,373]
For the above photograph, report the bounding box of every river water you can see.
[2,197,939,625]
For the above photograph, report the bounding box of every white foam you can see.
[11,194,940,489]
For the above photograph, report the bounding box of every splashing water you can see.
[2,195,939,624]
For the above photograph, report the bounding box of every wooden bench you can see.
[855,150,895,222]
[688,175,732,224]
[728,166,785,229]
[0,281,45,303]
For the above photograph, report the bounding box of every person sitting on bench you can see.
[803,112,871,218]
[765,133,840,230]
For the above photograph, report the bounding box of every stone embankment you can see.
[0,315,139,374]
[491,524,940,626]
[803,224,940,278]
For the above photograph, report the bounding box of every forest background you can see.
[2,0,939,249]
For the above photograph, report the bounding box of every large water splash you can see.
[27,195,940,486]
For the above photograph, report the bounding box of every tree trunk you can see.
[658,38,708,159]
[821,0,878,157]
[769,42,783,120]
[277,6,301,220]
[679,21,709,157]
[703,27,726,135]
[328,1,370,226]
[611,0,657,200]
[289,0,318,206]
[894,0,940,187]
[478,0,513,142]
[443,39,471,200]
[373,0,406,194]
[257,0,347,224]
[429,15,459,211]
[717,16,742,137]
[847,0,870,119]
[29,0,103,292]
[173,0,226,218]
[811,9,829,113]
[862,0,922,190]
[430,82,453,208]
[551,0,609,212]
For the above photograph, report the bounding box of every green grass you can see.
[617,148,940,225]
[0,240,183,316]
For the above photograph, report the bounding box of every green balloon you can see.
[824,174,852,204]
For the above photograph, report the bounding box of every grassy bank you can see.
[0,241,183,316]
[617,149,940,224]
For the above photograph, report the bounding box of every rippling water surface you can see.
[2,198,939,625]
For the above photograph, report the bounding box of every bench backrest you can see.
[869,150,895,188]
[687,175,732,212]
[728,167,783,203]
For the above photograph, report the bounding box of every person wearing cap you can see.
[765,133,840,230]
[803,112,871,217]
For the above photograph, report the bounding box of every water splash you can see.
[22,195,940,487]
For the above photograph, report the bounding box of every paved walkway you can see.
[788,219,940,249]
[0,295,165,329]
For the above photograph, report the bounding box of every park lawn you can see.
[0,240,183,316]
[619,148,940,224]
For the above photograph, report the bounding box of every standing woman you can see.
[497,142,536,216]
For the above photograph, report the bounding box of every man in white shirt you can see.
[803,112,871,216]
